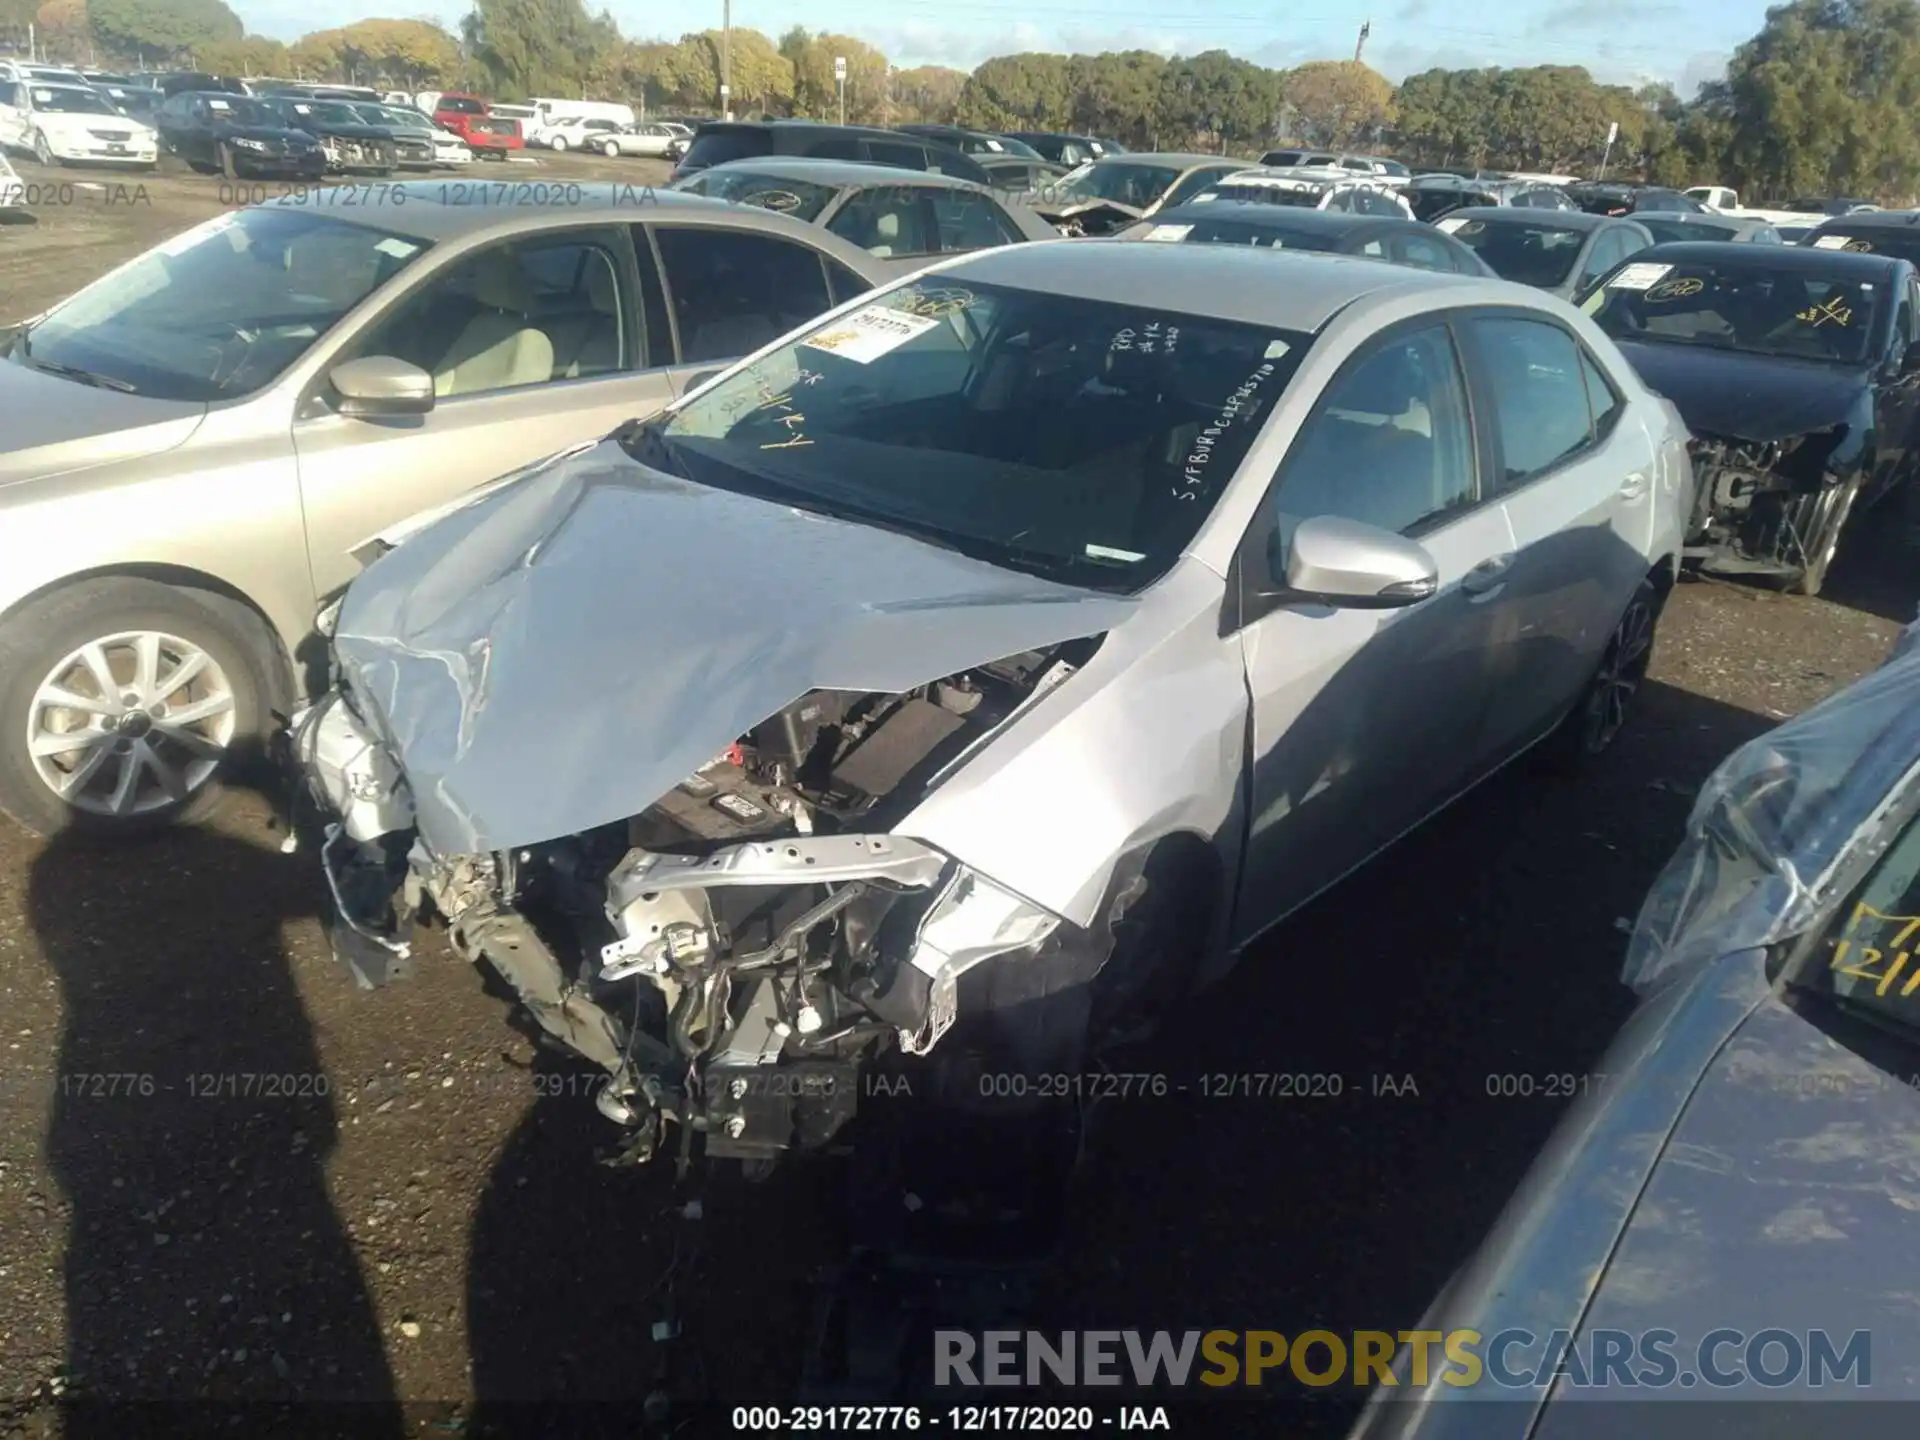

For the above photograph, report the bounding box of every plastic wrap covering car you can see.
[1623,614,1920,995]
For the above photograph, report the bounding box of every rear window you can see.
[437,96,484,114]
[1408,188,1491,222]
[1809,229,1920,265]
[685,127,773,168]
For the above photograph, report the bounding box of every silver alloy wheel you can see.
[1581,593,1654,754]
[26,630,237,817]
[602,139,619,157]
[550,134,568,151]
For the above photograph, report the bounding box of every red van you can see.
[432,94,522,159]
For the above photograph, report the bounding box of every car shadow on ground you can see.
[452,677,1781,1432]
[26,773,402,1437]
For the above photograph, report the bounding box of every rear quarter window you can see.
[686,128,773,167]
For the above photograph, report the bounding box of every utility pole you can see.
[1355,19,1371,64]
[720,0,732,121]
[835,54,847,127]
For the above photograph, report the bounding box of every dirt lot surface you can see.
[1,151,1918,1436]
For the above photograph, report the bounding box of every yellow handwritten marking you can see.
[808,329,860,351]
[1848,903,1920,951]
[760,436,813,449]
[895,287,974,318]
[755,391,795,412]
[1831,941,1886,985]
[1796,296,1853,327]
[1879,952,1909,997]
[1646,277,1703,301]
[1829,905,1920,997]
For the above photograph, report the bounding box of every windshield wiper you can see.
[614,411,688,477]
[27,357,137,392]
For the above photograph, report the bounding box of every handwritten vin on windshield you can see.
[1175,362,1276,503]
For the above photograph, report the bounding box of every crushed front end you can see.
[294,654,1084,1170]
[1684,426,1862,585]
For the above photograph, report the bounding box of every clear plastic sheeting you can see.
[1624,612,1920,995]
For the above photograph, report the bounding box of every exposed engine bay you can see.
[298,639,1101,1169]
[1685,428,1856,581]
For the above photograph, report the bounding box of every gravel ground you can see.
[0,154,1917,1435]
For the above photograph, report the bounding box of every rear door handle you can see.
[1619,472,1649,501]
[1461,553,1514,599]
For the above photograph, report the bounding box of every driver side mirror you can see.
[329,355,434,417]
[1266,515,1440,608]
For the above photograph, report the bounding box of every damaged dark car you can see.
[1585,241,1920,595]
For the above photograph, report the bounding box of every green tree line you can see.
[4,0,1917,202]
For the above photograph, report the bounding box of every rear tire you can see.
[1541,576,1662,771]
[0,579,277,840]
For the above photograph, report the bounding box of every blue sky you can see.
[235,0,1771,99]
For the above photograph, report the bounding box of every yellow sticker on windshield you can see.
[1797,295,1854,327]
[1645,276,1704,301]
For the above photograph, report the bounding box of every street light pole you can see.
[720,0,732,121]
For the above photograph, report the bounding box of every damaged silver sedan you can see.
[296,241,1691,1176]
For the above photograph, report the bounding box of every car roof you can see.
[1808,210,1920,229]
[693,156,979,190]
[261,182,855,244]
[1092,152,1235,169]
[1634,239,1905,273]
[1152,204,1418,237]
[1442,206,1609,230]
[937,238,1478,330]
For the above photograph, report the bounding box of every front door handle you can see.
[1619,472,1649,501]
[1461,553,1514,599]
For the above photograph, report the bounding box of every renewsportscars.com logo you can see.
[934,1328,1873,1390]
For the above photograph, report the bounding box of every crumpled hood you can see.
[0,355,205,485]
[333,439,1139,857]
[1612,339,1870,443]
[1029,196,1145,224]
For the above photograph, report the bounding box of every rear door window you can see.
[1394,232,1463,272]
[684,127,772,168]
[930,190,1024,251]
[1467,316,1598,490]
[650,225,835,363]
[864,139,928,171]
[828,188,936,257]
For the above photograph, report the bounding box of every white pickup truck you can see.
[1683,185,1856,227]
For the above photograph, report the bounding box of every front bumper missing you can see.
[292,686,1064,1165]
